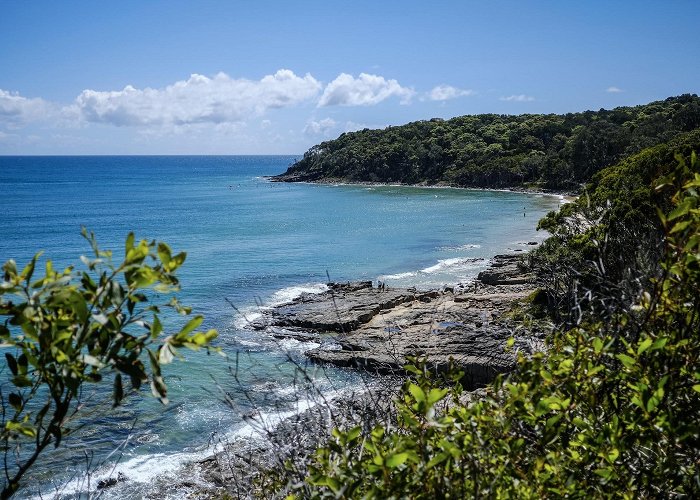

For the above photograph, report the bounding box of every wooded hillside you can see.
[276,94,700,190]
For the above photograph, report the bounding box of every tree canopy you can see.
[276,94,700,191]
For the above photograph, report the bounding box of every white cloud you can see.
[606,86,623,93]
[318,73,414,107]
[427,85,474,101]
[499,94,535,102]
[304,117,337,136]
[73,70,322,127]
[0,89,53,127]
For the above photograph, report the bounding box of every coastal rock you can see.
[251,255,542,389]
[304,284,532,387]
[258,281,438,333]
[476,254,533,285]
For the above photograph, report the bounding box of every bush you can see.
[0,229,217,498]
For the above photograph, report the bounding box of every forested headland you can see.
[260,100,700,497]
[275,94,700,191]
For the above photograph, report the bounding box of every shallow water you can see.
[0,156,561,496]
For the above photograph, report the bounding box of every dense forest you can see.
[276,94,700,191]
[266,125,700,498]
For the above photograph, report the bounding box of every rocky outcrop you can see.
[251,254,542,389]
[250,281,439,333]
[476,254,533,285]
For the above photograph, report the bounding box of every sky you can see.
[1,0,699,155]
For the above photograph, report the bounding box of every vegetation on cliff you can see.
[277,94,700,190]
[269,138,700,496]
[532,128,700,324]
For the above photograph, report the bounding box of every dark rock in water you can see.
[477,254,532,285]
[97,472,127,490]
[527,241,538,245]
[97,478,117,490]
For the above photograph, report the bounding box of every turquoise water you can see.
[0,156,560,497]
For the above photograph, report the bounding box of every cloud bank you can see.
[0,89,53,126]
[73,70,322,127]
[318,73,414,107]
[606,86,623,93]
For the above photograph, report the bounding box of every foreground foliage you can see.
[280,94,700,190]
[285,156,700,497]
[532,128,700,325]
[0,230,217,498]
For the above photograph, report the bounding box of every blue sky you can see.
[1,0,698,154]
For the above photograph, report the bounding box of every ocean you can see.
[0,155,561,497]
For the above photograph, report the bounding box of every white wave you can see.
[269,282,328,306]
[277,337,321,352]
[379,271,417,280]
[234,283,328,329]
[231,386,349,440]
[420,257,482,274]
[38,387,351,499]
[438,243,481,251]
[233,308,262,329]
[235,338,264,347]
[33,446,212,499]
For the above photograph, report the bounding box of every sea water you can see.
[0,156,561,497]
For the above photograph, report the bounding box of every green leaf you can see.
[426,451,450,469]
[616,353,636,368]
[650,337,668,351]
[151,314,163,339]
[12,375,32,388]
[179,315,204,337]
[21,253,42,282]
[157,242,172,266]
[670,220,691,234]
[385,452,408,468]
[427,387,448,405]
[125,232,135,255]
[168,252,186,271]
[637,338,653,355]
[408,383,426,403]
[5,353,18,376]
[8,392,22,411]
[5,420,37,438]
[594,467,613,480]
[346,426,362,443]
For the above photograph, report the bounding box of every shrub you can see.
[0,229,217,497]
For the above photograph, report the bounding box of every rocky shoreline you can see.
[248,253,544,388]
[143,253,545,498]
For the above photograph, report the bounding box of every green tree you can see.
[0,229,217,498]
